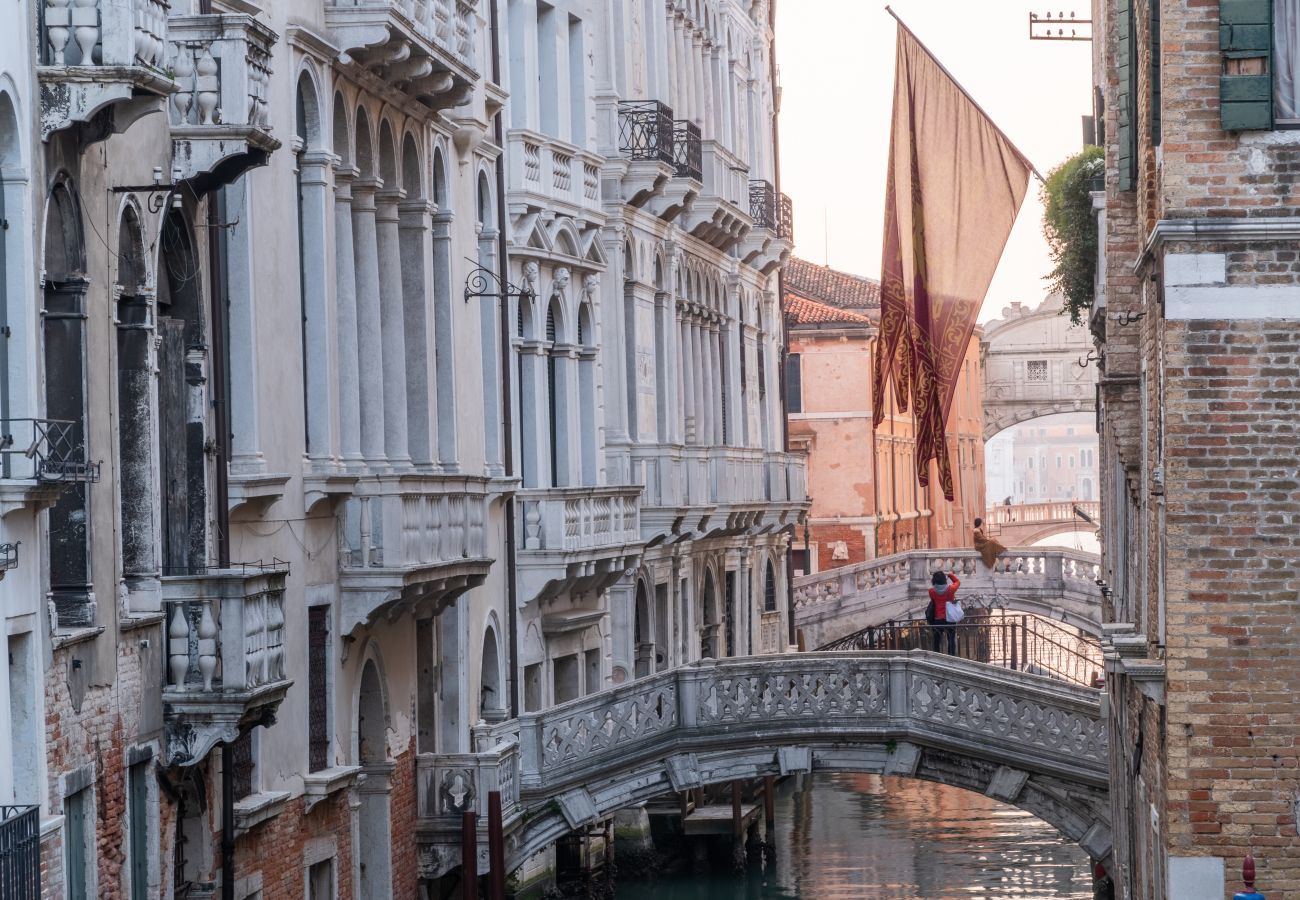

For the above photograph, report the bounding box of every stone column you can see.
[431,213,459,471]
[679,311,694,443]
[332,165,363,468]
[375,188,410,468]
[300,150,336,465]
[400,199,435,470]
[350,178,386,467]
[223,176,263,473]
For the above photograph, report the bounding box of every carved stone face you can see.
[582,273,599,295]
[553,267,571,293]
[522,261,540,286]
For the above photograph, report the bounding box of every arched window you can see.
[399,132,432,467]
[764,559,777,612]
[577,300,596,484]
[116,206,156,592]
[295,73,331,462]
[44,181,93,625]
[156,210,208,571]
[477,170,502,473]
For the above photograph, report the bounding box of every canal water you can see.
[613,773,1093,899]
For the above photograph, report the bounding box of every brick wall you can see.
[810,523,867,571]
[1161,317,1300,895]
[233,791,356,900]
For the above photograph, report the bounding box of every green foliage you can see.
[1041,145,1104,325]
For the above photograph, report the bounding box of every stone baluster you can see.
[194,44,219,125]
[524,501,542,550]
[168,603,191,687]
[171,45,194,123]
[244,593,265,688]
[196,601,218,691]
[45,0,71,65]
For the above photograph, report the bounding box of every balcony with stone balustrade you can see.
[631,446,808,545]
[506,129,604,230]
[38,0,175,137]
[338,475,493,635]
[165,14,279,191]
[415,724,522,879]
[162,563,291,767]
[324,0,478,112]
[515,484,643,606]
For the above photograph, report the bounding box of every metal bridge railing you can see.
[0,805,40,900]
[817,608,1104,688]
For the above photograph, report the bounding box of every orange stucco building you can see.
[783,258,985,574]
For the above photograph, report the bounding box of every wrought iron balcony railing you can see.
[617,100,674,165]
[672,119,702,181]
[749,179,777,229]
[778,191,794,240]
[0,419,99,483]
[0,805,40,900]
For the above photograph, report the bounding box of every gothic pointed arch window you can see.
[546,302,561,486]
[44,180,93,625]
[764,558,777,612]
[577,298,597,484]
[156,209,208,572]
[476,170,501,473]
[116,205,157,595]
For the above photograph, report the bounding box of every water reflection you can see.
[615,774,1092,899]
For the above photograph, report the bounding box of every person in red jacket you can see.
[929,571,960,655]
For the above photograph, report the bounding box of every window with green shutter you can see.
[1150,0,1162,145]
[1117,0,1137,189]
[1220,0,1273,130]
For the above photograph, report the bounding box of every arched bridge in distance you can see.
[984,501,1101,547]
[415,651,1112,881]
[793,546,1104,650]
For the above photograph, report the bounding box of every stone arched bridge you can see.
[416,652,1112,880]
[984,501,1101,547]
[793,547,1103,649]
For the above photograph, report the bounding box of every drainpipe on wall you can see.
[768,2,799,650]
[489,0,519,718]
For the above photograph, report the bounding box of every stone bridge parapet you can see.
[426,651,1112,876]
[793,547,1103,649]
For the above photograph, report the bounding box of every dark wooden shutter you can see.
[1220,0,1274,130]
[308,606,329,772]
[1117,0,1137,190]
[786,352,802,413]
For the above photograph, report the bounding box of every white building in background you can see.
[500,0,802,722]
[8,0,804,896]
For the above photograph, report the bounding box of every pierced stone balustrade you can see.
[793,546,1104,650]
[324,0,477,111]
[161,565,291,767]
[38,0,175,137]
[516,485,644,605]
[166,14,280,190]
[478,652,1110,871]
[338,475,493,634]
[415,733,521,878]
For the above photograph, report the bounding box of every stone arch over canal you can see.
[416,651,1112,881]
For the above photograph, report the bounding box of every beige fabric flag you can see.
[872,16,1034,501]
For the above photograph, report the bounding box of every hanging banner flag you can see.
[872,12,1036,501]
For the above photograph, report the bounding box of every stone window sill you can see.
[233,790,290,834]
[51,626,104,652]
[302,765,362,813]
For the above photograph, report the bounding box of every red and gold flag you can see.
[872,17,1034,501]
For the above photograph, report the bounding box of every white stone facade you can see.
[4,0,803,895]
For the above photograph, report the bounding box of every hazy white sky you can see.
[774,0,1093,323]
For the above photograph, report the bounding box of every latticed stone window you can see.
[1026,360,1049,383]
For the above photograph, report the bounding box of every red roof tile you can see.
[784,293,874,327]
[783,257,881,310]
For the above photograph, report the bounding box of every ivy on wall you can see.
[1041,145,1104,325]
